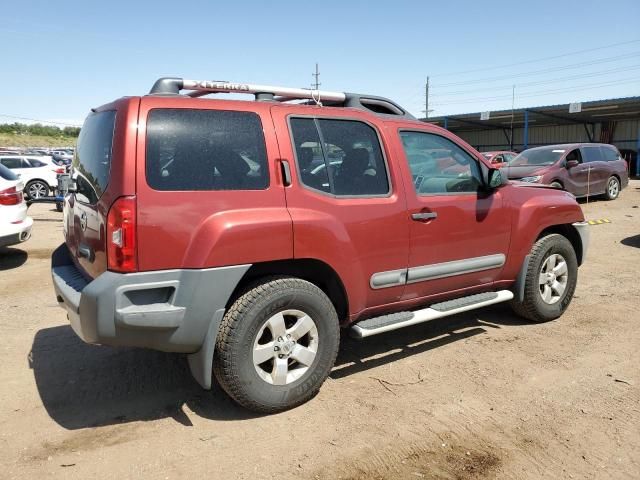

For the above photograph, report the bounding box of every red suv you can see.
[506,143,629,199]
[52,77,589,412]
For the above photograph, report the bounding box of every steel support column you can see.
[636,125,640,177]
[523,110,529,149]
[444,117,448,130]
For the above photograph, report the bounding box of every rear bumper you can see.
[0,217,33,248]
[51,243,250,353]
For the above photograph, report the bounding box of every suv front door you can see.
[392,127,511,301]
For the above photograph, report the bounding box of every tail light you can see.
[106,196,137,272]
[54,167,66,174]
[0,186,23,206]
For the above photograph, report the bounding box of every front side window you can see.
[290,117,389,196]
[399,131,482,194]
[146,109,268,191]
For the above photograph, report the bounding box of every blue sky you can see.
[1,0,639,126]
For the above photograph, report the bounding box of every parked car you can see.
[51,150,74,165]
[0,155,63,199]
[506,143,629,200]
[51,77,589,413]
[0,164,32,248]
[481,151,517,168]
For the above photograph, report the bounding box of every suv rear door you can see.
[270,105,410,318]
[65,98,138,279]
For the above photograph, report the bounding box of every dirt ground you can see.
[1,182,639,480]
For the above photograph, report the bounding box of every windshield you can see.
[510,148,564,167]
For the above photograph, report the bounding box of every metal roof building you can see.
[423,96,640,175]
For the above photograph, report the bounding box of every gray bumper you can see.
[51,244,250,385]
[572,221,590,264]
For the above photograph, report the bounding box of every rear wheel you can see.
[213,277,340,413]
[549,181,563,189]
[25,180,49,199]
[510,234,578,323]
[604,176,620,200]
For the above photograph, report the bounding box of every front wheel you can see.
[510,234,578,323]
[213,277,340,413]
[604,176,620,200]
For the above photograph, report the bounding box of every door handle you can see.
[411,212,438,221]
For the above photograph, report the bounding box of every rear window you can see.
[73,111,116,204]
[0,163,18,181]
[145,109,269,191]
[600,146,620,162]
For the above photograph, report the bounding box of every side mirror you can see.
[488,168,506,189]
[566,160,579,168]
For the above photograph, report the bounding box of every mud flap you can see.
[187,308,225,389]
[513,255,530,303]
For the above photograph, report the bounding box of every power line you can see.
[430,78,639,106]
[433,63,640,97]
[431,51,640,88]
[429,39,640,78]
[0,113,81,127]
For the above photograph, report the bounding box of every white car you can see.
[0,164,33,248]
[0,155,64,199]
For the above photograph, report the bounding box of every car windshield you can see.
[510,148,565,166]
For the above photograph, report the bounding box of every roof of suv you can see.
[523,143,617,152]
[146,77,418,121]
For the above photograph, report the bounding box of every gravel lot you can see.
[1,182,639,479]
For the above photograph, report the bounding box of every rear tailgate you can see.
[65,98,139,279]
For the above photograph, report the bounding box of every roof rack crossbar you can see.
[150,77,346,102]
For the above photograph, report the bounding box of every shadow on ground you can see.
[30,305,527,430]
[620,234,640,249]
[0,247,28,270]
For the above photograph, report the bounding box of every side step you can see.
[350,290,514,339]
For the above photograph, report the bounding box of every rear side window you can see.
[146,109,269,191]
[26,159,46,167]
[600,146,620,162]
[0,163,18,181]
[581,146,603,163]
[0,157,24,169]
[73,111,117,204]
[290,117,389,196]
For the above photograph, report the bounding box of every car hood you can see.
[504,165,549,179]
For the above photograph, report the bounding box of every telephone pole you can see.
[424,77,431,119]
[312,63,321,90]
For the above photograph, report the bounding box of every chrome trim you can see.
[370,254,506,289]
[370,269,407,289]
[572,221,590,263]
[406,254,505,284]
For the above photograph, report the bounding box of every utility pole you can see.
[425,76,430,119]
[312,63,321,90]
[509,84,515,150]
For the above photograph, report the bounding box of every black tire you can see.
[604,176,620,201]
[549,181,563,189]
[55,202,63,212]
[510,234,578,323]
[213,277,340,413]
[25,180,49,199]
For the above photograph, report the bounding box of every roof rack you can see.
[149,77,415,119]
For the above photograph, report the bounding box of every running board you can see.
[350,290,514,339]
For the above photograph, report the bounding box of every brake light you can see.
[106,196,137,272]
[0,186,23,206]
[54,167,65,174]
